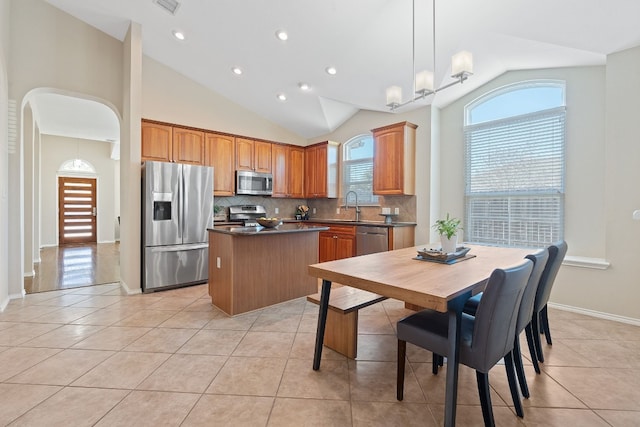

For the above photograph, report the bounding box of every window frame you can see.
[463,80,566,248]
[341,134,379,206]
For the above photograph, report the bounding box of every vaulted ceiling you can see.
[40,0,640,140]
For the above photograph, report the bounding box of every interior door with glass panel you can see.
[58,177,97,245]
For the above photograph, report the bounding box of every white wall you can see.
[439,64,640,321]
[310,107,432,245]
[39,135,118,246]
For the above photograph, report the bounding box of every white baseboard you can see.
[120,280,141,295]
[548,302,640,326]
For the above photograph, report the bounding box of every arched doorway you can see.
[21,89,121,293]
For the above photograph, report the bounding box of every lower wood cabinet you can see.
[316,225,356,262]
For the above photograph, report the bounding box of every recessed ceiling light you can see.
[172,30,185,41]
[298,82,310,91]
[277,93,287,101]
[275,29,288,41]
[325,66,337,75]
[232,67,243,75]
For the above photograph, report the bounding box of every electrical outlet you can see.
[275,207,279,214]
[313,207,316,214]
[336,208,340,214]
[216,257,221,269]
[394,207,400,215]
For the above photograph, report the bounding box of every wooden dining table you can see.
[308,244,532,427]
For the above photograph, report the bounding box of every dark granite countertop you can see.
[284,219,417,227]
[208,223,329,235]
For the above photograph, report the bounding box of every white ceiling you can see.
[38,0,640,140]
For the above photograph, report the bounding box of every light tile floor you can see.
[1,283,639,426]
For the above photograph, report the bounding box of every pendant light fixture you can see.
[386,0,473,110]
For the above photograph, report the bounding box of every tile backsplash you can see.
[215,195,416,223]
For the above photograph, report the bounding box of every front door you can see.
[58,176,97,245]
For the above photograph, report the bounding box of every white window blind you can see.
[464,107,565,247]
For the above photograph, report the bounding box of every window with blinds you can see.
[342,134,379,205]
[464,81,565,247]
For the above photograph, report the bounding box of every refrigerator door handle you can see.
[178,164,183,240]
[149,243,209,253]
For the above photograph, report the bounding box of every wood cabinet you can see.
[272,145,305,198]
[141,121,205,165]
[372,121,417,195]
[205,132,236,196]
[141,122,173,162]
[316,225,356,262]
[304,141,339,198]
[236,137,272,173]
[172,128,205,165]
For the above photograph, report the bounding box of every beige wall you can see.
[0,0,9,308]
[439,64,640,321]
[39,135,118,246]
[6,0,125,296]
[311,107,433,244]
[142,56,306,146]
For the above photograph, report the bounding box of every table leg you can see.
[313,279,332,370]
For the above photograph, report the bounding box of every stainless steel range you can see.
[228,205,267,226]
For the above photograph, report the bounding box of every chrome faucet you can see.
[345,190,361,222]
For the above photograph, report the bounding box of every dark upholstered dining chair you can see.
[397,259,533,426]
[531,241,568,364]
[463,249,549,407]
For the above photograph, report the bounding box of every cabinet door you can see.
[314,145,328,197]
[335,235,355,260]
[304,144,328,198]
[373,126,403,194]
[254,141,272,173]
[271,144,288,198]
[141,122,172,162]
[288,147,305,198]
[304,146,317,197]
[173,128,205,165]
[236,137,254,171]
[205,133,235,196]
[318,232,336,262]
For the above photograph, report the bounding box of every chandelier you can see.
[386,0,473,110]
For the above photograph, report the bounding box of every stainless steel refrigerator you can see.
[142,161,213,292]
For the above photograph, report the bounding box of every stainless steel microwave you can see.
[236,170,273,195]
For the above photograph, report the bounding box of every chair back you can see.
[470,259,533,371]
[516,249,549,333]
[534,241,568,312]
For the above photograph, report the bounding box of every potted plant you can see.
[432,213,462,254]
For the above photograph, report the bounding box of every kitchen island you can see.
[207,223,329,315]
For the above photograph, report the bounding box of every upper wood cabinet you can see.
[304,141,339,198]
[141,122,173,162]
[236,138,272,173]
[372,121,417,195]
[272,145,305,198]
[173,128,205,165]
[141,121,205,165]
[205,133,236,196]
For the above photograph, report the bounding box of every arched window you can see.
[464,80,565,247]
[342,134,378,205]
[59,158,96,174]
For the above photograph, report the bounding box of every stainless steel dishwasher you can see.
[356,226,389,256]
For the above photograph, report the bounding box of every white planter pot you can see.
[440,234,458,254]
